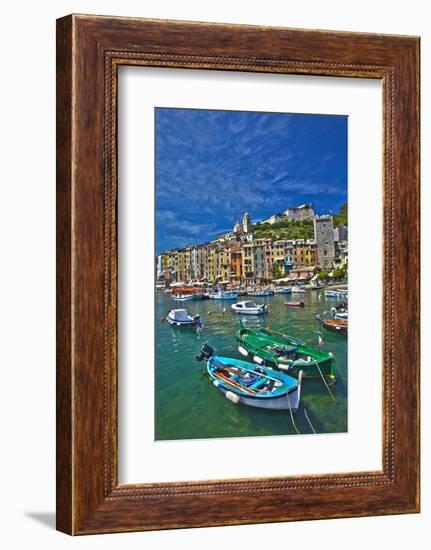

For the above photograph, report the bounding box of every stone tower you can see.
[313,215,335,269]
[242,212,251,233]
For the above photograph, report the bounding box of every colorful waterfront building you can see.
[241,243,255,284]
[196,245,208,280]
[293,239,317,267]
[271,240,295,276]
[229,243,243,285]
[215,245,231,282]
[206,246,217,283]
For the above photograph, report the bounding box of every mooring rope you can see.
[286,392,300,435]
[314,360,337,403]
[304,407,317,434]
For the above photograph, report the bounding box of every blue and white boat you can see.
[196,345,302,411]
[325,288,348,299]
[273,287,292,295]
[248,289,273,297]
[208,290,239,300]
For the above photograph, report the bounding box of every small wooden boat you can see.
[236,327,335,380]
[322,319,348,334]
[231,301,268,315]
[285,301,304,307]
[166,309,203,328]
[208,290,239,300]
[198,349,302,411]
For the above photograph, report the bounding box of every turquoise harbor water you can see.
[155,291,347,440]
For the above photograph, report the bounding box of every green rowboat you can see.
[236,327,336,381]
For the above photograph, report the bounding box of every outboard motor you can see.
[195,344,214,362]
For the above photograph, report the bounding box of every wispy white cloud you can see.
[155,108,347,251]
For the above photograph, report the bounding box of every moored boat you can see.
[330,301,348,320]
[166,308,203,328]
[273,287,292,294]
[208,290,239,300]
[291,286,306,294]
[172,287,203,301]
[322,319,348,334]
[325,288,348,298]
[172,294,195,302]
[248,288,274,297]
[332,309,348,320]
[285,301,304,307]
[236,327,335,380]
[196,345,302,411]
[231,301,268,315]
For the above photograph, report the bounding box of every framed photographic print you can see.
[56,14,420,534]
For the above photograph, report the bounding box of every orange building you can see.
[229,243,243,284]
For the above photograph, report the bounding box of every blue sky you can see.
[155,108,347,253]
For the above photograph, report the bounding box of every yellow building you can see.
[215,245,231,282]
[206,247,217,283]
[242,243,255,283]
[177,250,187,282]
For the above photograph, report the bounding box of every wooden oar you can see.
[220,363,280,384]
[215,372,257,395]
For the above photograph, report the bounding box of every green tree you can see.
[333,203,348,227]
[318,270,329,280]
[271,264,284,280]
[333,267,345,279]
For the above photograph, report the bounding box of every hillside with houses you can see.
[156,204,348,286]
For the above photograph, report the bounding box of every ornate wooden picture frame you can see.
[56,14,420,535]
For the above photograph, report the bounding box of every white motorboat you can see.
[166,309,203,328]
[231,301,268,315]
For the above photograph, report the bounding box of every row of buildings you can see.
[156,210,348,286]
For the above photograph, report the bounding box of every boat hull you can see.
[231,305,267,315]
[212,382,300,410]
[323,319,348,334]
[172,295,195,302]
[232,309,267,315]
[208,291,239,300]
